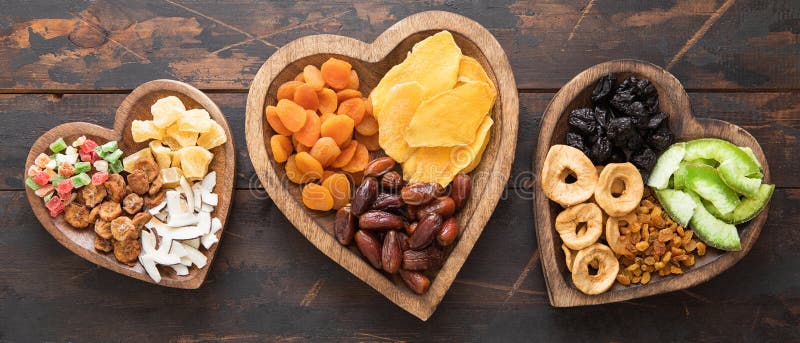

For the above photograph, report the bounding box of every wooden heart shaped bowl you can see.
[245,11,518,320]
[24,80,236,289]
[533,60,771,306]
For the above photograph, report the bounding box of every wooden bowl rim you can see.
[24,79,236,289]
[244,11,519,320]
[533,59,771,306]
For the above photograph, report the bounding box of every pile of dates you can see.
[566,73,675,180]
[334,157,471,294]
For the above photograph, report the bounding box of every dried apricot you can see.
[342,143,369,173]
[293,110,321,147]
[320,114,355,147]
[276,99,307,132]
[277,80,303,100]
[266,105,292,135]
[347,70,360,90]
[302,183,334,211]
[319,111,335,125]
[293,135,311,153]
[321,57,352,90]
[294,72,305,82]
[310,137,342,168]
[293,83,320,111]
[317,88,338,114]
[364,96,373,116]
[295,152,324,180]
[270,135,293,163]
[331,140,358,168]
[337,98,366,125]
[322,170,336,181]
[303,65,325,90]
[356,131,380,151]
[285,155,312,184]
[322,173,351,209]
[336,89,362,103]
[355,113,379,136]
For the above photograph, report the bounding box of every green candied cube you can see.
[109,160,124,174]
[104,149,124,163]
[50,174,65,186]
[43,192,55,202]
[94,146,107,158]
[70,173,91,188]
[100,141,118,153]
[74,161,91,174]
[25,177,41,190]
[49,138,67,153]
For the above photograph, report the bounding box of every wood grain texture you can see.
[23,80,235,288]
[534,60,771,306]
[244,11,518,320]
[0,0,797,91]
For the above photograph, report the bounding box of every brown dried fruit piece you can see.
[363,157,395,177]
[400,270,431,295]
[355,230,382,269]
[555,203,603,250]
[358,210,405,230]
[571,243,619,295]
[111,216,139,241]
[94,236,113,253]
[81,183,107,208]
[94,219,112,239]
[334,206,356,245]
[127,169,150,195]
[64,203,91,229]
[541,145,598,207]
[98,201,122,221]
[113,239,142,265]
[104,174,126,202]
[382,230,402,274]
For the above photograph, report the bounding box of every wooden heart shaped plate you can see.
[25,80,236,289]
[245,11,518,320]
[533,60,771,306]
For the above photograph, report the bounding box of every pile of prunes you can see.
[565,73,674,180]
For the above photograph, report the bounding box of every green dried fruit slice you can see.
[684,163,741,215]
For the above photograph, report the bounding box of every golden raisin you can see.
[270,135,293,163]
[293,84,320,111]
[302,183,334,211]
[320,114,355,146]
[266,105,292,136]
[293,110,321,147]
[310,137,341,168]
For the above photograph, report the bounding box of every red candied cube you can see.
[91,171,109,186]
[56,179,74,196]
[81,139,98,154]
[45,195,64,217]
[79,151,93,162]
[32,171,51,185]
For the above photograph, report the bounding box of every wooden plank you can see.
[1,188,797,341]
[2,91,798,190]
[1,0,798,91]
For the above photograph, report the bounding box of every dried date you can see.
[351,177,378,216]
[334,206,356,245]
[408,213,442,250]
[358,210,405,230]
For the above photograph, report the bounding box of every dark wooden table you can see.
[1,1,798,341]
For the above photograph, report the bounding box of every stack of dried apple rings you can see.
[542,144,649,295]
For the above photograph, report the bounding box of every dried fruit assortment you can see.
[263,31,495,295]
[565,74,675,180]
[335,158,472,294]
[27,95,228,283]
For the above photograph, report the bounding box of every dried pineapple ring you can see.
[571,243,619,295]
[541,145,597,207]
[595,163,644,217]
[555,203,603,250]
[605,213,637,258]
[562,244,576,272]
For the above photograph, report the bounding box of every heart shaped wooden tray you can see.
[25,80,236,289]
[533,60,771,306]
[244,11,518,320]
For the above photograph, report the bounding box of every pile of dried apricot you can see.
[266,57,380,212]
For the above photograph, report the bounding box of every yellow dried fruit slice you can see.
[149,140,172,169]
[370,31,462,120]
[460,116,493,174]
[376,81,425,163]
[197,120,228,150]
[405,81,495,147]
[174,146,214,181]
[178,109,214,133]
[165,123,199,149]
[151,96,185,128]
[131,120,165,142]
[122,148,153,174]
[457,56,496,95]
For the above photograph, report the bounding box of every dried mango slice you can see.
[405,81,495,147]
[377,81,425,162]
[370,31,462,120]
[457,56,497,96]
[404,116,493,186]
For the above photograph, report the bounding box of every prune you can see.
[591,73,616,103]
[566,132,586,152]
[568,108,596,135]
[607,117,634,140]
[645,112,668,130]
[648,124,674,151]
[594,106,611,128]
[631,147,657,171]
[608,149,627,163]
[625,133,644,151]
[588,136,612,164]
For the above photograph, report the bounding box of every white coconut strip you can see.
[169,264,189,276]
[138,254,161,283]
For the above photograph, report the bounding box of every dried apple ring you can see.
[605,213,637,257]
[555,203,603,250]
[595,162,644,217]
[571,243,619,295]
[541,145,597,207]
